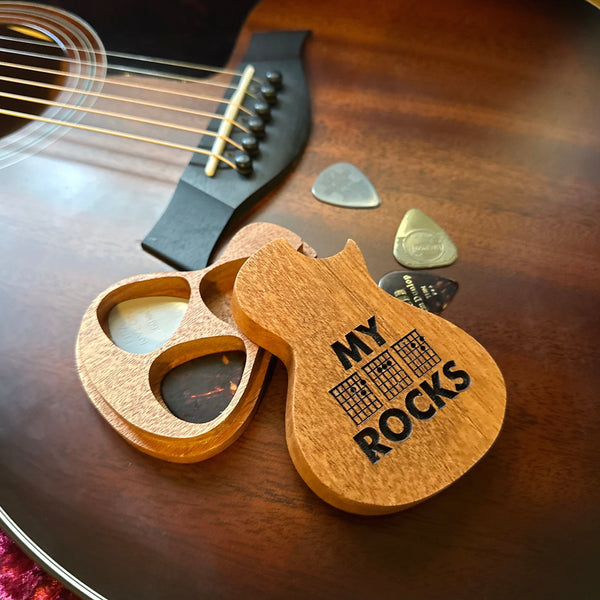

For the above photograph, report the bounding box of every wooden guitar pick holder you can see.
[76,223,315,462]
[232,238,507,514]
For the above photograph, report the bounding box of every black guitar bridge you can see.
[142,30,311,271]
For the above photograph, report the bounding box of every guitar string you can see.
[0,74,251,133]
[0,89,245,150]
[0,33,263,84]
[0,44,260,99]
[0,59,255,116]
[0,106,238,169]
[0,32,266,169]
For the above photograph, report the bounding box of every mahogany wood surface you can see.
[1,0,599,598]
[75,223,313,463]
[232,239,506,514]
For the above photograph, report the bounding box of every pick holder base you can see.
[77,226,506,514]
[76,223,316,462]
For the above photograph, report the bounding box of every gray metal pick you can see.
[312,162,381,208]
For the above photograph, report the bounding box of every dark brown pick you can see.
[378,271,458,314]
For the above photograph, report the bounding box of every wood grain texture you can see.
[1,0,599,598]
[76,223,313,462]
[232,238,505,513]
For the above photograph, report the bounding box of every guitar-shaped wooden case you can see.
[231,238,507,514]
[76,223,315,462]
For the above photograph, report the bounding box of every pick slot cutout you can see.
[199,258,243,327]
[160,351,246,424]
[107,296,189,354]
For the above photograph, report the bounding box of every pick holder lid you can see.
[231,238,506,515]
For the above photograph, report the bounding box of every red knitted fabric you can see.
[0,530,78,600]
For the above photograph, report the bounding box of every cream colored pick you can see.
[393,208,458,268]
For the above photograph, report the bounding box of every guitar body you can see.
[1,0,599,598]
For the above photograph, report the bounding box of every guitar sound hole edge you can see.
[0,23,67,138]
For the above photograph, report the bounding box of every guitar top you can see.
[1,0,599,599]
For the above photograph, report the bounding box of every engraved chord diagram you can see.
[329,373,382,426]
[392,329,440,377]
[362,350,413,401]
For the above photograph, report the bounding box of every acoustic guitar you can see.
[1,0,599,599]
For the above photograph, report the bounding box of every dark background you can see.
[50,0,259,65]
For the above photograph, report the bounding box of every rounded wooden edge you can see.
[95,273,192,339]
[77,269,255,436]
[75,223,316,460]
[76,296,272,459]
[217,222,316,262]
[232,238,508,513]
[285,397,506,515]
[231,238,363,367]
[76,341,273,462]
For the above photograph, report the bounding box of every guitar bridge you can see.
[142,30,311,271]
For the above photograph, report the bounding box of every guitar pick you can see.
[312,162,380,208]
[393,208,458,268]
[378,271,458,314]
